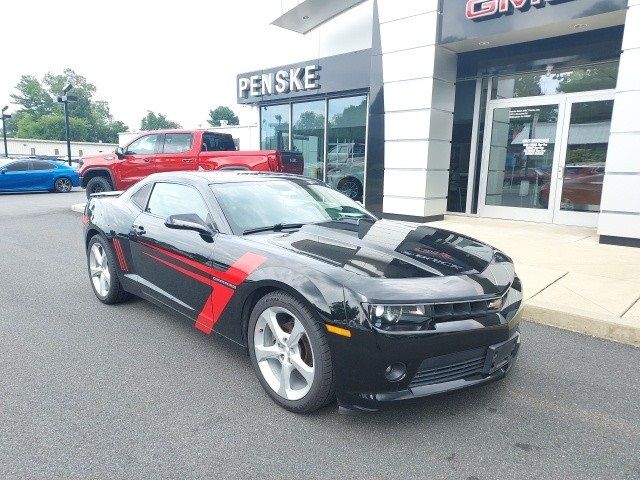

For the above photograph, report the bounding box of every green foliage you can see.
[7,68,128,143]
[207,106,239,127]
[140,111,181,130]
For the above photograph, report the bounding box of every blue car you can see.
[0,158,80,193]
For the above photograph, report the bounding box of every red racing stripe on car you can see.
[113,238,128,272]
[139,242,266,334]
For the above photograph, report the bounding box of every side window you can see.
[5,161,29,172]
[130,182,153,210]
[202,133,236,152]
[126,135,159,155]
[31,160,54,170]
[163,133,193,154]
[146,183,210,224]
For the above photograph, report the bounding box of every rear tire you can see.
[87,235,130,304]
[85,176,113,199]
[248,291,335,413]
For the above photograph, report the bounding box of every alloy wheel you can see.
[55,178,72,192]
[253,306,315,401]
[89,243,111,297]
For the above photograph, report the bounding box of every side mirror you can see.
[115,147,125,159]
[164,214,215,237]
[0,168,6,175]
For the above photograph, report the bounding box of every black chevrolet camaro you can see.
[83,171,522,413]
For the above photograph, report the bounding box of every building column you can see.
[376,0,456,221]
[598,0,640,243]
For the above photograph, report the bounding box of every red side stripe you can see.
[139,242,266,334]
[112,238,128,272]
[142,252,212,286]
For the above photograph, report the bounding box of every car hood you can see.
[260,219,498,279]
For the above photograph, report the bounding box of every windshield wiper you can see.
[242,223,306,235]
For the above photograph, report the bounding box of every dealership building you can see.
[237,0,640,246]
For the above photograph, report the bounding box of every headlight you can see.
[366,304,428,329]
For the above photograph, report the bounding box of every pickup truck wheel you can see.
[85,176,113,198]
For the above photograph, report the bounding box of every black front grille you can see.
[409,347,486,388]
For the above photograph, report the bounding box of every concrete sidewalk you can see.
[432,216,640,347]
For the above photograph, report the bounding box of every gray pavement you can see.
[1,191,639,479]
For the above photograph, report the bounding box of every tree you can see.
[7,68,128,143]
[207,106,239,127]
[140,111,181,130]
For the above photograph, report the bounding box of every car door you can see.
[29,160,56,190]
[0,160,31,191]
[120,134,160,188]
[127,181,217,324]
[155,132,198,173]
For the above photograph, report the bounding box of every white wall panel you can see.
[384,110,431,140]
[384,78,435,112]
[600,175,640,213]
[598,212,640,239]
[377,0,438,23]
[605,133,640,173]
[380,11,438,53]
[383,169,428,198]
[615,48,640,92]
[382,46,435,82]
[610,91,640,133]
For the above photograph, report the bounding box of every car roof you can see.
[147,171,313,185]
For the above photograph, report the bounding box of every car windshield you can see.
[211,178,375,234]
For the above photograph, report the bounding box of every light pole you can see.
[1,106,10,158]
[57,83,77,166]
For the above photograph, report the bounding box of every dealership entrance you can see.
[478,88,614,227]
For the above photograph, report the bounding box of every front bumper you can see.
[336,330,520,411]
[329,300,523,411]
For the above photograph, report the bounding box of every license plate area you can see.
[483,334,519,374]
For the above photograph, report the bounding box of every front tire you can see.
[87,235,130,304]
[85,176,113,199]
[248,291,335,413]
[54,177,73,193]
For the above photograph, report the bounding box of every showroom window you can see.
[259,94,369,202]
[326,95,367,202]
[292,100,325,180]
[492,61,619,100]
[261,104,289,151]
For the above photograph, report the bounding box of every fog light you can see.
[384,362,407,382]
[488,296,504,310]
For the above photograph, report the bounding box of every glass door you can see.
[478,91,614,226]
[478,98,565,223]
[552,93,614,227]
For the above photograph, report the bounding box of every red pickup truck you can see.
[79,129,303,198]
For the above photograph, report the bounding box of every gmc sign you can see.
[465,0,572,21]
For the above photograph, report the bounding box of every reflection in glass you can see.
[558,100,613,212]
[485,105,558,209]
[493,62,619,99]
[261,104,290,150]
[292,101,325,180]
[325,95,368,202]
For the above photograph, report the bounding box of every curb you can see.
[71,203,86,213]
[523,303,640,347]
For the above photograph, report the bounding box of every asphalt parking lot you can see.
[1,191,639,479]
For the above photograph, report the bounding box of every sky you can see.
[0,0,306,130]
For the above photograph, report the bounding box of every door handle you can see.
[132,224,146,235]
[182,158,194,163]
[143,158,151,163]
